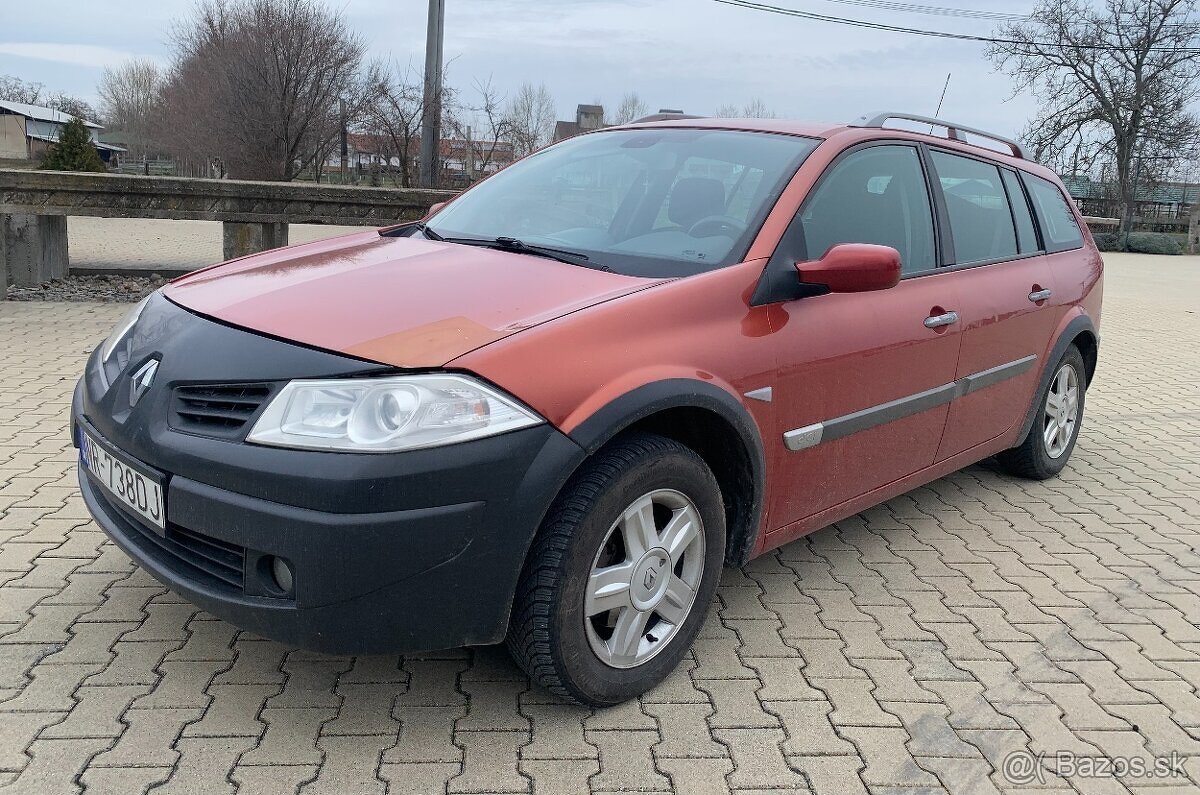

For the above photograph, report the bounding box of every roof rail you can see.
[849,111,1025,160]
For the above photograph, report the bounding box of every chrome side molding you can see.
[744,387,773,403]
[783,354,1037,452]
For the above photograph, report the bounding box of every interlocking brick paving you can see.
[0,252,1197,794]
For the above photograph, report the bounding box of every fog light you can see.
[269,556,294,594]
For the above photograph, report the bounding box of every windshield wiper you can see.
[410,222,444,241]
[437,235,611,271]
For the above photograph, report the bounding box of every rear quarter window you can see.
[1023,174,1084,252]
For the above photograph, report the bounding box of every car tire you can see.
[996,345,1087,480]
[506,432,725,706]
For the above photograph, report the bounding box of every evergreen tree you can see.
[41,117,107,172]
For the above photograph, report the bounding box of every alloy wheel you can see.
[1043,363,1080,459]
[584,489,705,669]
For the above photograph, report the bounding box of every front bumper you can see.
[73,295,585,654]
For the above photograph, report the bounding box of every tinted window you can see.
[1001,169,1040,254]
[1024,174,1084,251]
[931,151,1018,265]
[800,145,936,275]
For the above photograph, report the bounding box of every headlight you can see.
[101,293,154,363]
[246,374,543,452]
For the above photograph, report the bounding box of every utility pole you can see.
[419,0,445,189]
[339,98,348,185]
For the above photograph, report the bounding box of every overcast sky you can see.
[0,0,1038,138]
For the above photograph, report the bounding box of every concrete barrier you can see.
[0,169,455,287]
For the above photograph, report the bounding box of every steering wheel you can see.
[687,215,747,238]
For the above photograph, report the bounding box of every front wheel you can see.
[506,433,725,706]
[996,345,1086,480]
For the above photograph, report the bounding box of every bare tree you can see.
[446,77,513,183]
[98,59,163,159]
[505,82,555,157]
[363,60,432,186]
[742,98,776,118]
[714,99,775,118]
[610,91,648,125]
[1,75,96,120]
[160,0,367,180]
[0,75,45,104]
[988,0,1200,233]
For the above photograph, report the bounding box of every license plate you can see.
[80,428,165,531]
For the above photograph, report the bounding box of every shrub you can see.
[1091,231,1183,255]
[1127,232,1184,255]
[40,118,107,173]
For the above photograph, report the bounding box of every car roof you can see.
[614,116,844,139]
[607,115,1061,182]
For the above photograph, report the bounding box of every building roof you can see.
[25,131,124,152]
[553,120,581,141]
[0,100,101,128]
[1062,174,1200,205]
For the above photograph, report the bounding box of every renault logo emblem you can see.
[643,567,658,589]
[129,360,159,407]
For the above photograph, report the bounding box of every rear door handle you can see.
[1028,288,1052,302]
[924,311,959,329]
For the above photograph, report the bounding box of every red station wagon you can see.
[74,112,1102,705]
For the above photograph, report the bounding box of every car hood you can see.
[164,230,663,368]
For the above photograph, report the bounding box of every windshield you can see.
[421,128,820,278]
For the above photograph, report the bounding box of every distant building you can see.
[551,105,698,142]
[0,100,124,164]
[552,104,606,142]
[326,133,516,185]
[1061,173,1199,229]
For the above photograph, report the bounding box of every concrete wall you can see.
[0,115,26,160]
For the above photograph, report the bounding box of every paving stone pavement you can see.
[1,252,1198,794]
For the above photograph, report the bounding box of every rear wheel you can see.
[996,345,1086,480]
[506,433,725,706]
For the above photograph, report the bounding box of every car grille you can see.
[93,486,246,592]
[171,383,272,438]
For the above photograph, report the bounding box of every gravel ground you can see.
[5,274,169,303]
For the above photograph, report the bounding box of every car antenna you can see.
[929,73,951,134]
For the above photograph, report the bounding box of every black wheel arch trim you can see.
[567,378,766,566]
[1014,314,1098,448]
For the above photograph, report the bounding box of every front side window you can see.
[1024,174,1084,252]
[425,129,819,278]
[799,145,937,275]
[931,151,1018,265]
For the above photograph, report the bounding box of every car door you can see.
[762,142,964,534]
[928,151,1061,460]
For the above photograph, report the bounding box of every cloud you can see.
[0,43,138,69]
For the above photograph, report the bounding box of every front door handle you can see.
[1028,288,1053,303]
[924,311,959,329]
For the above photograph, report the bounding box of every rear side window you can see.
[1001,169,1040,254]
[800,145,937,275]
[930,151,1017,265]
[1024,174,1084,252]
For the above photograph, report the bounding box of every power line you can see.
[813,0,1027,22]
[713,0,1200,53]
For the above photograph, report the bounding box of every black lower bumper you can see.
[72,296,587,654]
[76,413,584,654]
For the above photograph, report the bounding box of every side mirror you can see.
[424,201,447,219]
[795,243,901,293]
